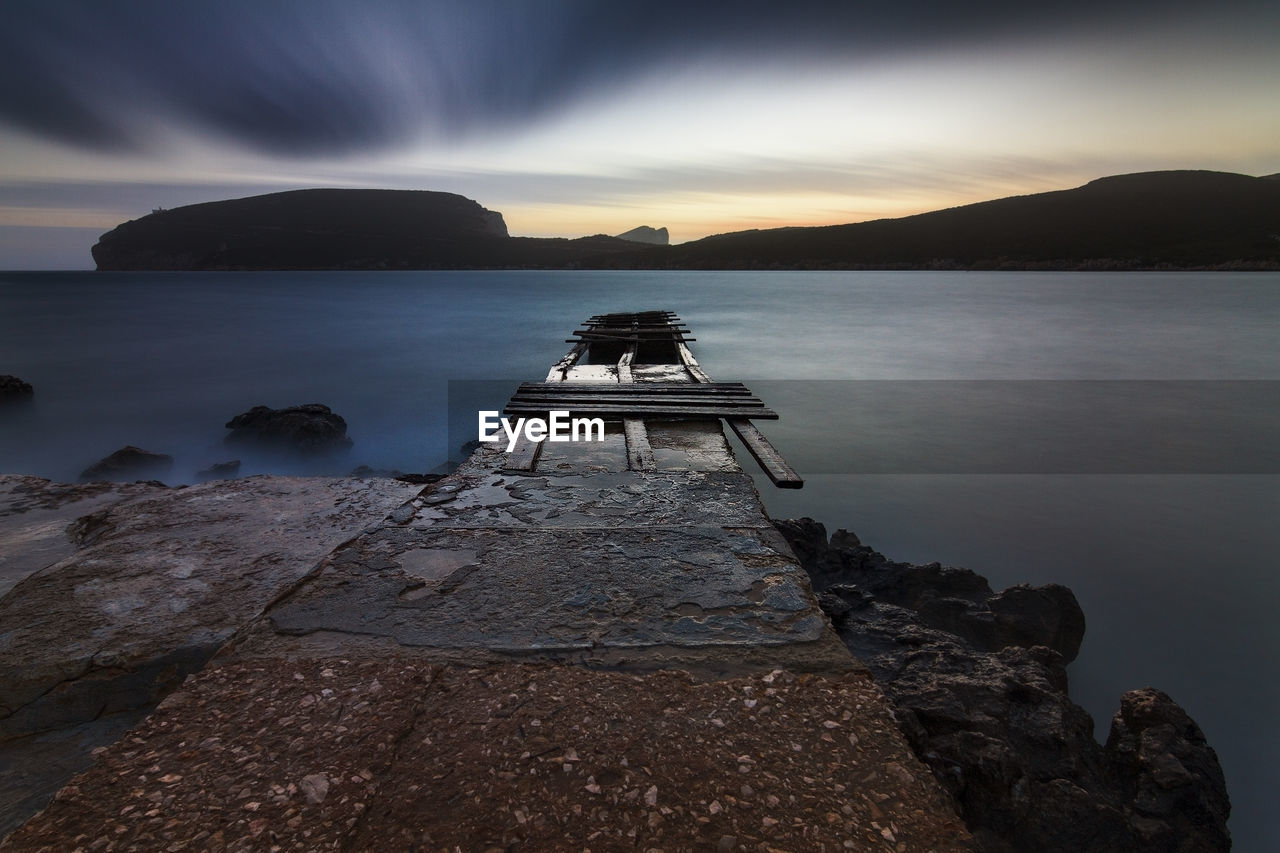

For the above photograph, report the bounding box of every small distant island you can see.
[92,171,1280,271]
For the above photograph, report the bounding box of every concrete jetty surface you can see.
[0,321,971,848]
[225,426,851,672]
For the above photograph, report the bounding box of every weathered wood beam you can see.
[617,343,636,384]
[516,382,753,394]
[675,342,714,384]
[623,419,656,471]
[545,342,587,382]
[726,419,804,488]
[503,433,544,472]
[503,403,778,419]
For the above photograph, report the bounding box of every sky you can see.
[0,0,1277,269]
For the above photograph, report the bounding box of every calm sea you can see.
[2,270,1277,849]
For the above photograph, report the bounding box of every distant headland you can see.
[92,170,1280,271]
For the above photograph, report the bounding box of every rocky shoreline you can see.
[0,473,1231,850]
[0,474,424,840]
[775,518,1230,852]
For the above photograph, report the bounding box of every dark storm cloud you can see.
[0,0,1269,156]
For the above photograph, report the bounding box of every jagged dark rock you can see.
[195,460,241,482]
[224,404,352,453]
[348,465,443,485]
[989,583,1086,663]
[65,508,115,547]
[79,446,174,482]
[778,517,1229,852]
[773,517,1083,660]
[394,473,444,485]
[1106,688,1232,852]
[0,375,34,402]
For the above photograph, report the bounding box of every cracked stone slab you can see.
[403,469,772,530]
[0,475,422,738]
[262,526,825,652]
[231,458,854,673]
[0,476,164,599]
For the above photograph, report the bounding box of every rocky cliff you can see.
[91,171,1280,271]
[91,189,510,270]
[775,518,1231,852]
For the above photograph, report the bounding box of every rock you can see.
[224,404,353,453]
[348,466,443,485]
[300,774,330,804]
[1,475,422,739]
[66,508,114,547]
[778,518,1083,661]
[1105,688,1231,851]
[775,517,1230,853]
[0,477,164,600]
[394,473,444,485]
[0,474,423,834]
[79,446,173,482]
[91,189,510,271]
[196,460,241,482]
[615,225,670,246]
[0,375,34,402]
[989,584,1086,663]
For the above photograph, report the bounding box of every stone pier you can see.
[0,423,970,850]
[225,423,852,673]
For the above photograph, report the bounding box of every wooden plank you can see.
[506,394,762,409]
[507,397,767,408]
[587,315,676,321]
[514,381,747,391]
[570,327,691,334]
[576,325,692,332]
[567,335,696,343]
[503,433,543,472]
[584,330,692,336]
[675,342,714,383]
[503,403,778,419]
[584,327,680,332]
[509,396,766,408]
[545,342,587,382]
[617,343,636,383]
[675,338,803,489]
[623,418,656,471]
[513,388,758,399]
[513,385,758,397]
[727,419,804,488]
[632,365,700,382]
[516,382,752,393]
[588,313,677,321]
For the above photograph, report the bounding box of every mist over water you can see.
[2,269,1277,850]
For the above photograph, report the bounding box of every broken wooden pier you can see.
[502,311,803,488]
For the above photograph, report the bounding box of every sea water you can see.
[1,269,1277,849]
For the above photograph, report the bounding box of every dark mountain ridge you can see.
[92,171,1280,271]
[646,170,1280,270]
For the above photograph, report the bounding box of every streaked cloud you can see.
[0,0,1276,267]
[3,0,1272,156]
